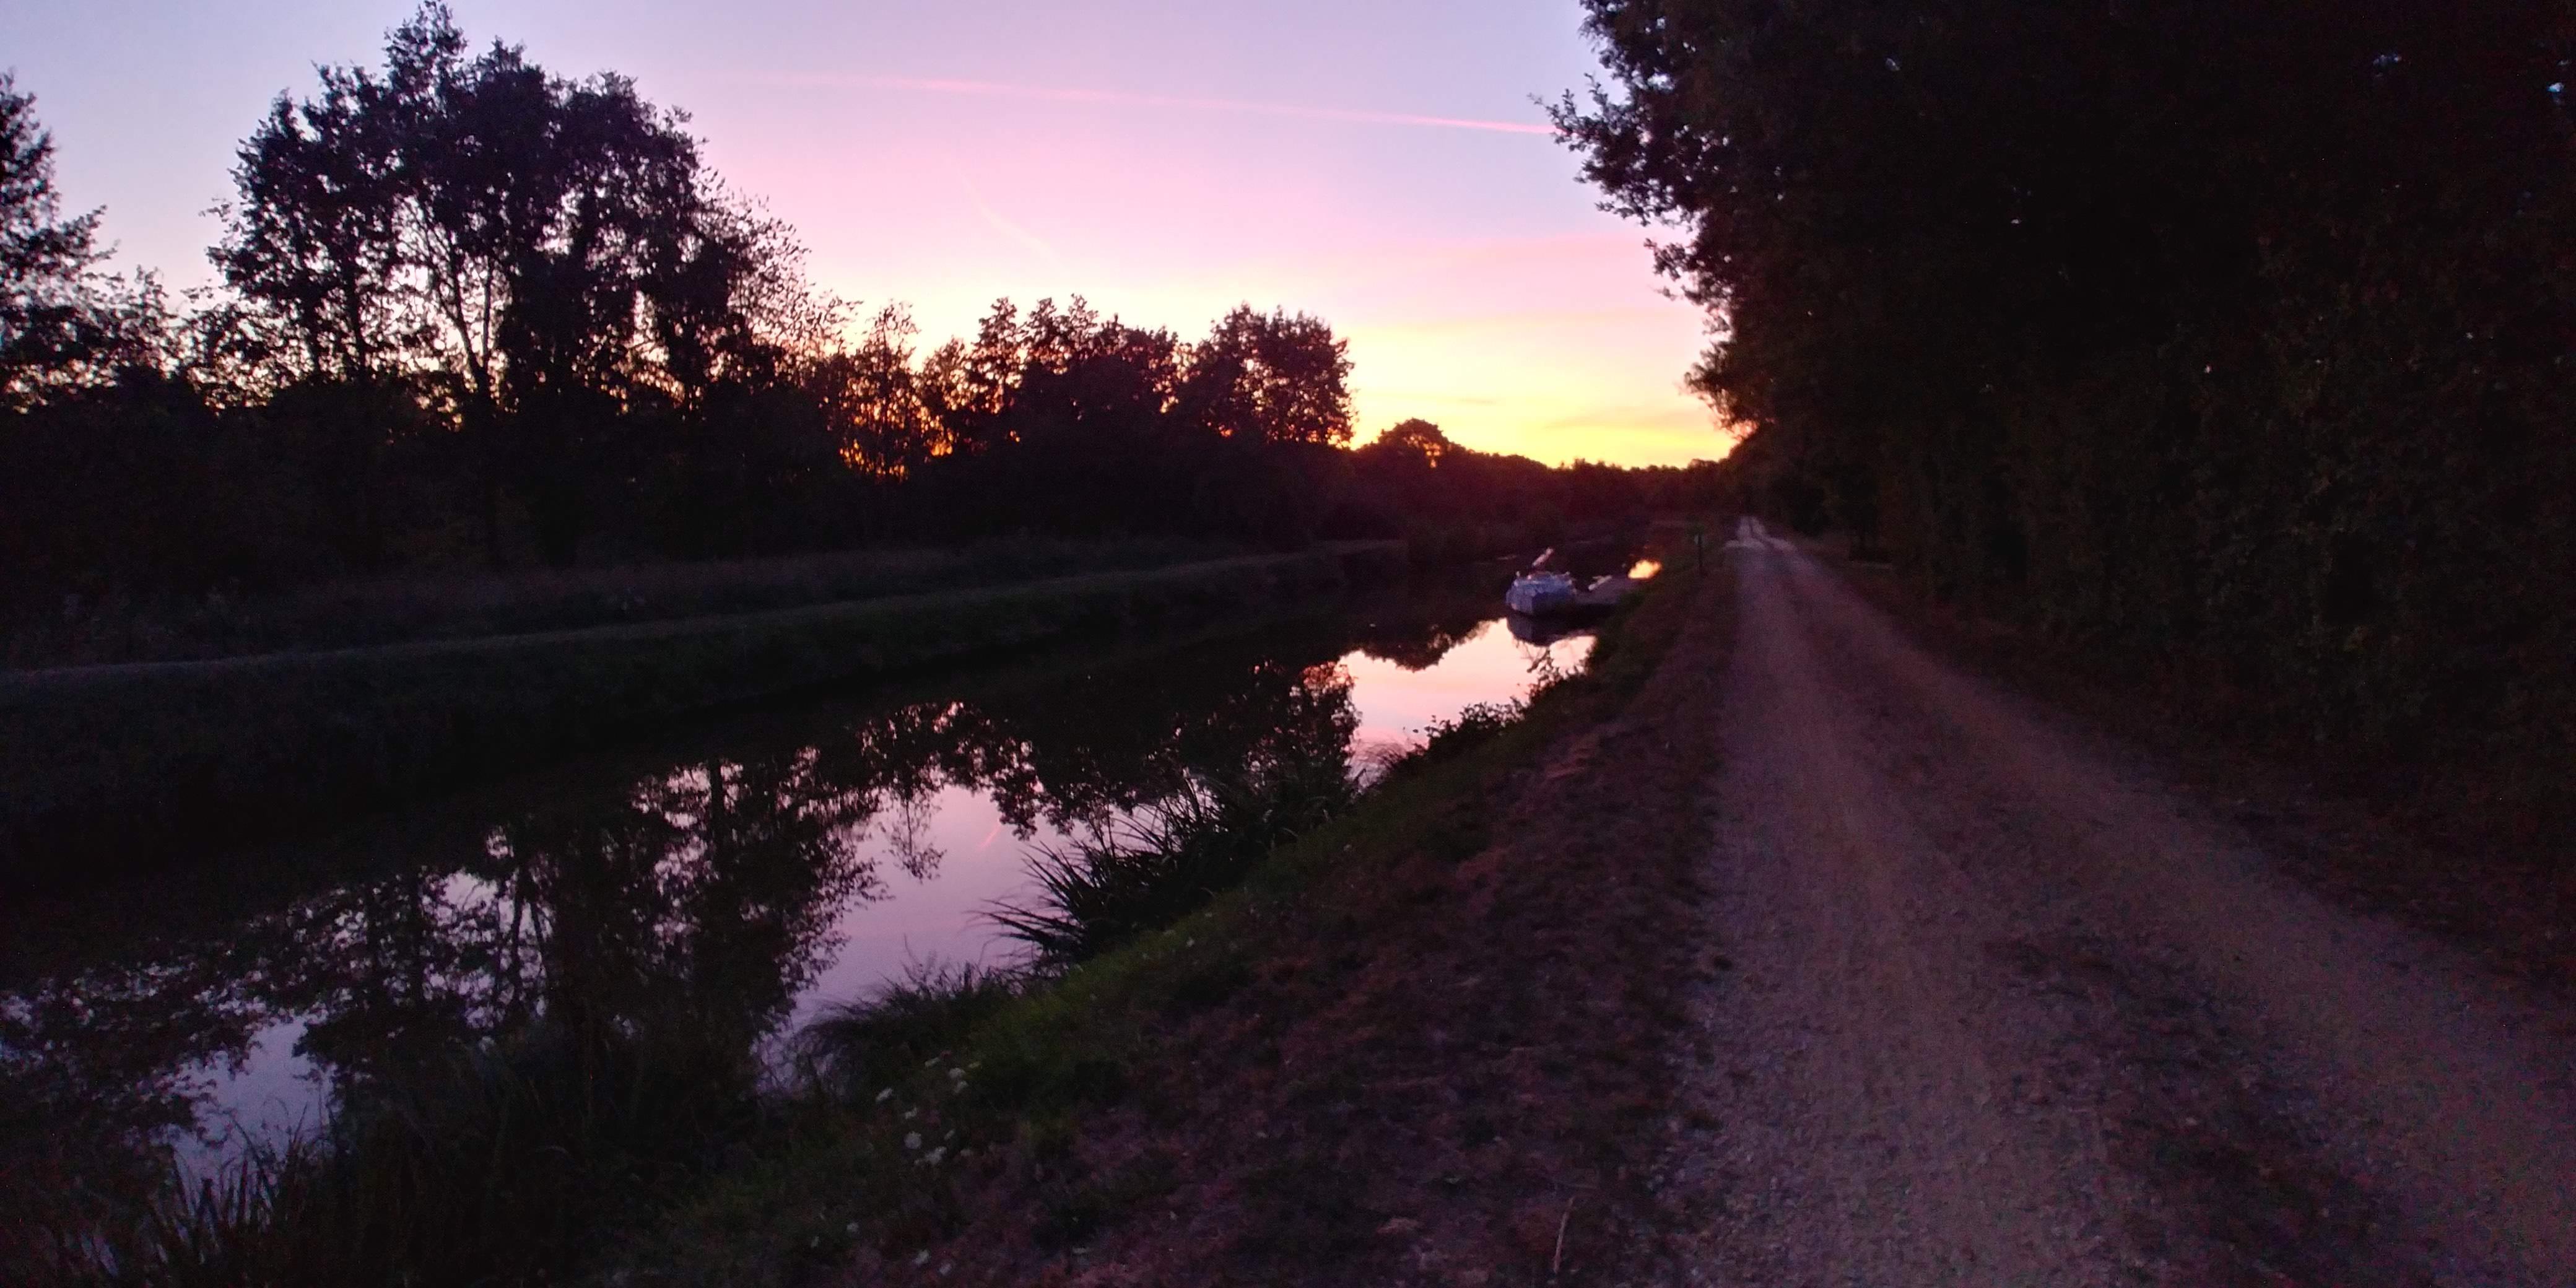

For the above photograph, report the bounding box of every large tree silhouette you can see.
[215,3,820,564]
[1560,0,2576,760]
[0,75,159,410]
[1180,304,1355,446]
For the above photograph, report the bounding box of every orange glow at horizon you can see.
[844,230,1732,469]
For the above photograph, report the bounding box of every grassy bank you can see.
[0,542,1403,881]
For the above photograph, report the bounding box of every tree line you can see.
[0,3,1707,618]
[1561,0,2576,775]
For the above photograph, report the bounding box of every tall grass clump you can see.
[791,960,1026,1100]
[38,1022,757,1287]
[989,760,1355,967]
[1379,699,1526,784]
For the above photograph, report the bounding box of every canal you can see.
[0,573,1637,1203]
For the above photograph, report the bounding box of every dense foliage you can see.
[0,4,1704,627]
[1559,1,2576,769]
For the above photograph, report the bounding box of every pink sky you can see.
[1,0,1728,466]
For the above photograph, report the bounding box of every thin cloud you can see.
[771,73,1558,137]
[946,164,1065,266]
[970,191,1064,265]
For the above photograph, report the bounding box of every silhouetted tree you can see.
[215,3,829,565]
[0,75,160,409]
[1559,0,2576,765]
[811,304,942,481]
[1179,303,1355,445]
[1365,417,1452,469]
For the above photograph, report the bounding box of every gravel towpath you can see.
[1655,518,2576,1286]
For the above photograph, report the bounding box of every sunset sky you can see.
[0,1,1727,466]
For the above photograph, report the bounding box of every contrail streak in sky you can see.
[770,73,1559,137]
[946,163,1065,264]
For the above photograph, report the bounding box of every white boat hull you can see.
[1505,573,1578,616]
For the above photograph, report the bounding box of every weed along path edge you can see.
[622,533,1738,1286]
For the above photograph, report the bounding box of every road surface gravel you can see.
[1653,518,2576,1286]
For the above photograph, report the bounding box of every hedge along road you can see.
[1653,518,2576,1285]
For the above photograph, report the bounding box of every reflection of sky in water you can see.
[176,1018,316,1171]
[795,620,1593,1030]
[1345,619,1593,769]
[785,781,1061,1036]
[97,610,1593,1169]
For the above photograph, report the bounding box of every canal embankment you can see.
[0,541,1405,880]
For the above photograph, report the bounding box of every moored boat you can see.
[1504,569,1578,616]
[1505,546,1660,619]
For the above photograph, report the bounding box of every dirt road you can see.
[1658,519,2576,1286]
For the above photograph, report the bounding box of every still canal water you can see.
[0,581,1627,1185]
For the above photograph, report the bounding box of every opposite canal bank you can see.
[0,541,1406,881]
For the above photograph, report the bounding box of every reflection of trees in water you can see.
[1516,634,1578,690]
[0,611,1460,1204]
[0,943,275,1251]
[1350,599,1492,672]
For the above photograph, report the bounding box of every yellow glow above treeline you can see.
[849,232,1730,470]
[1341,307,1729,468]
